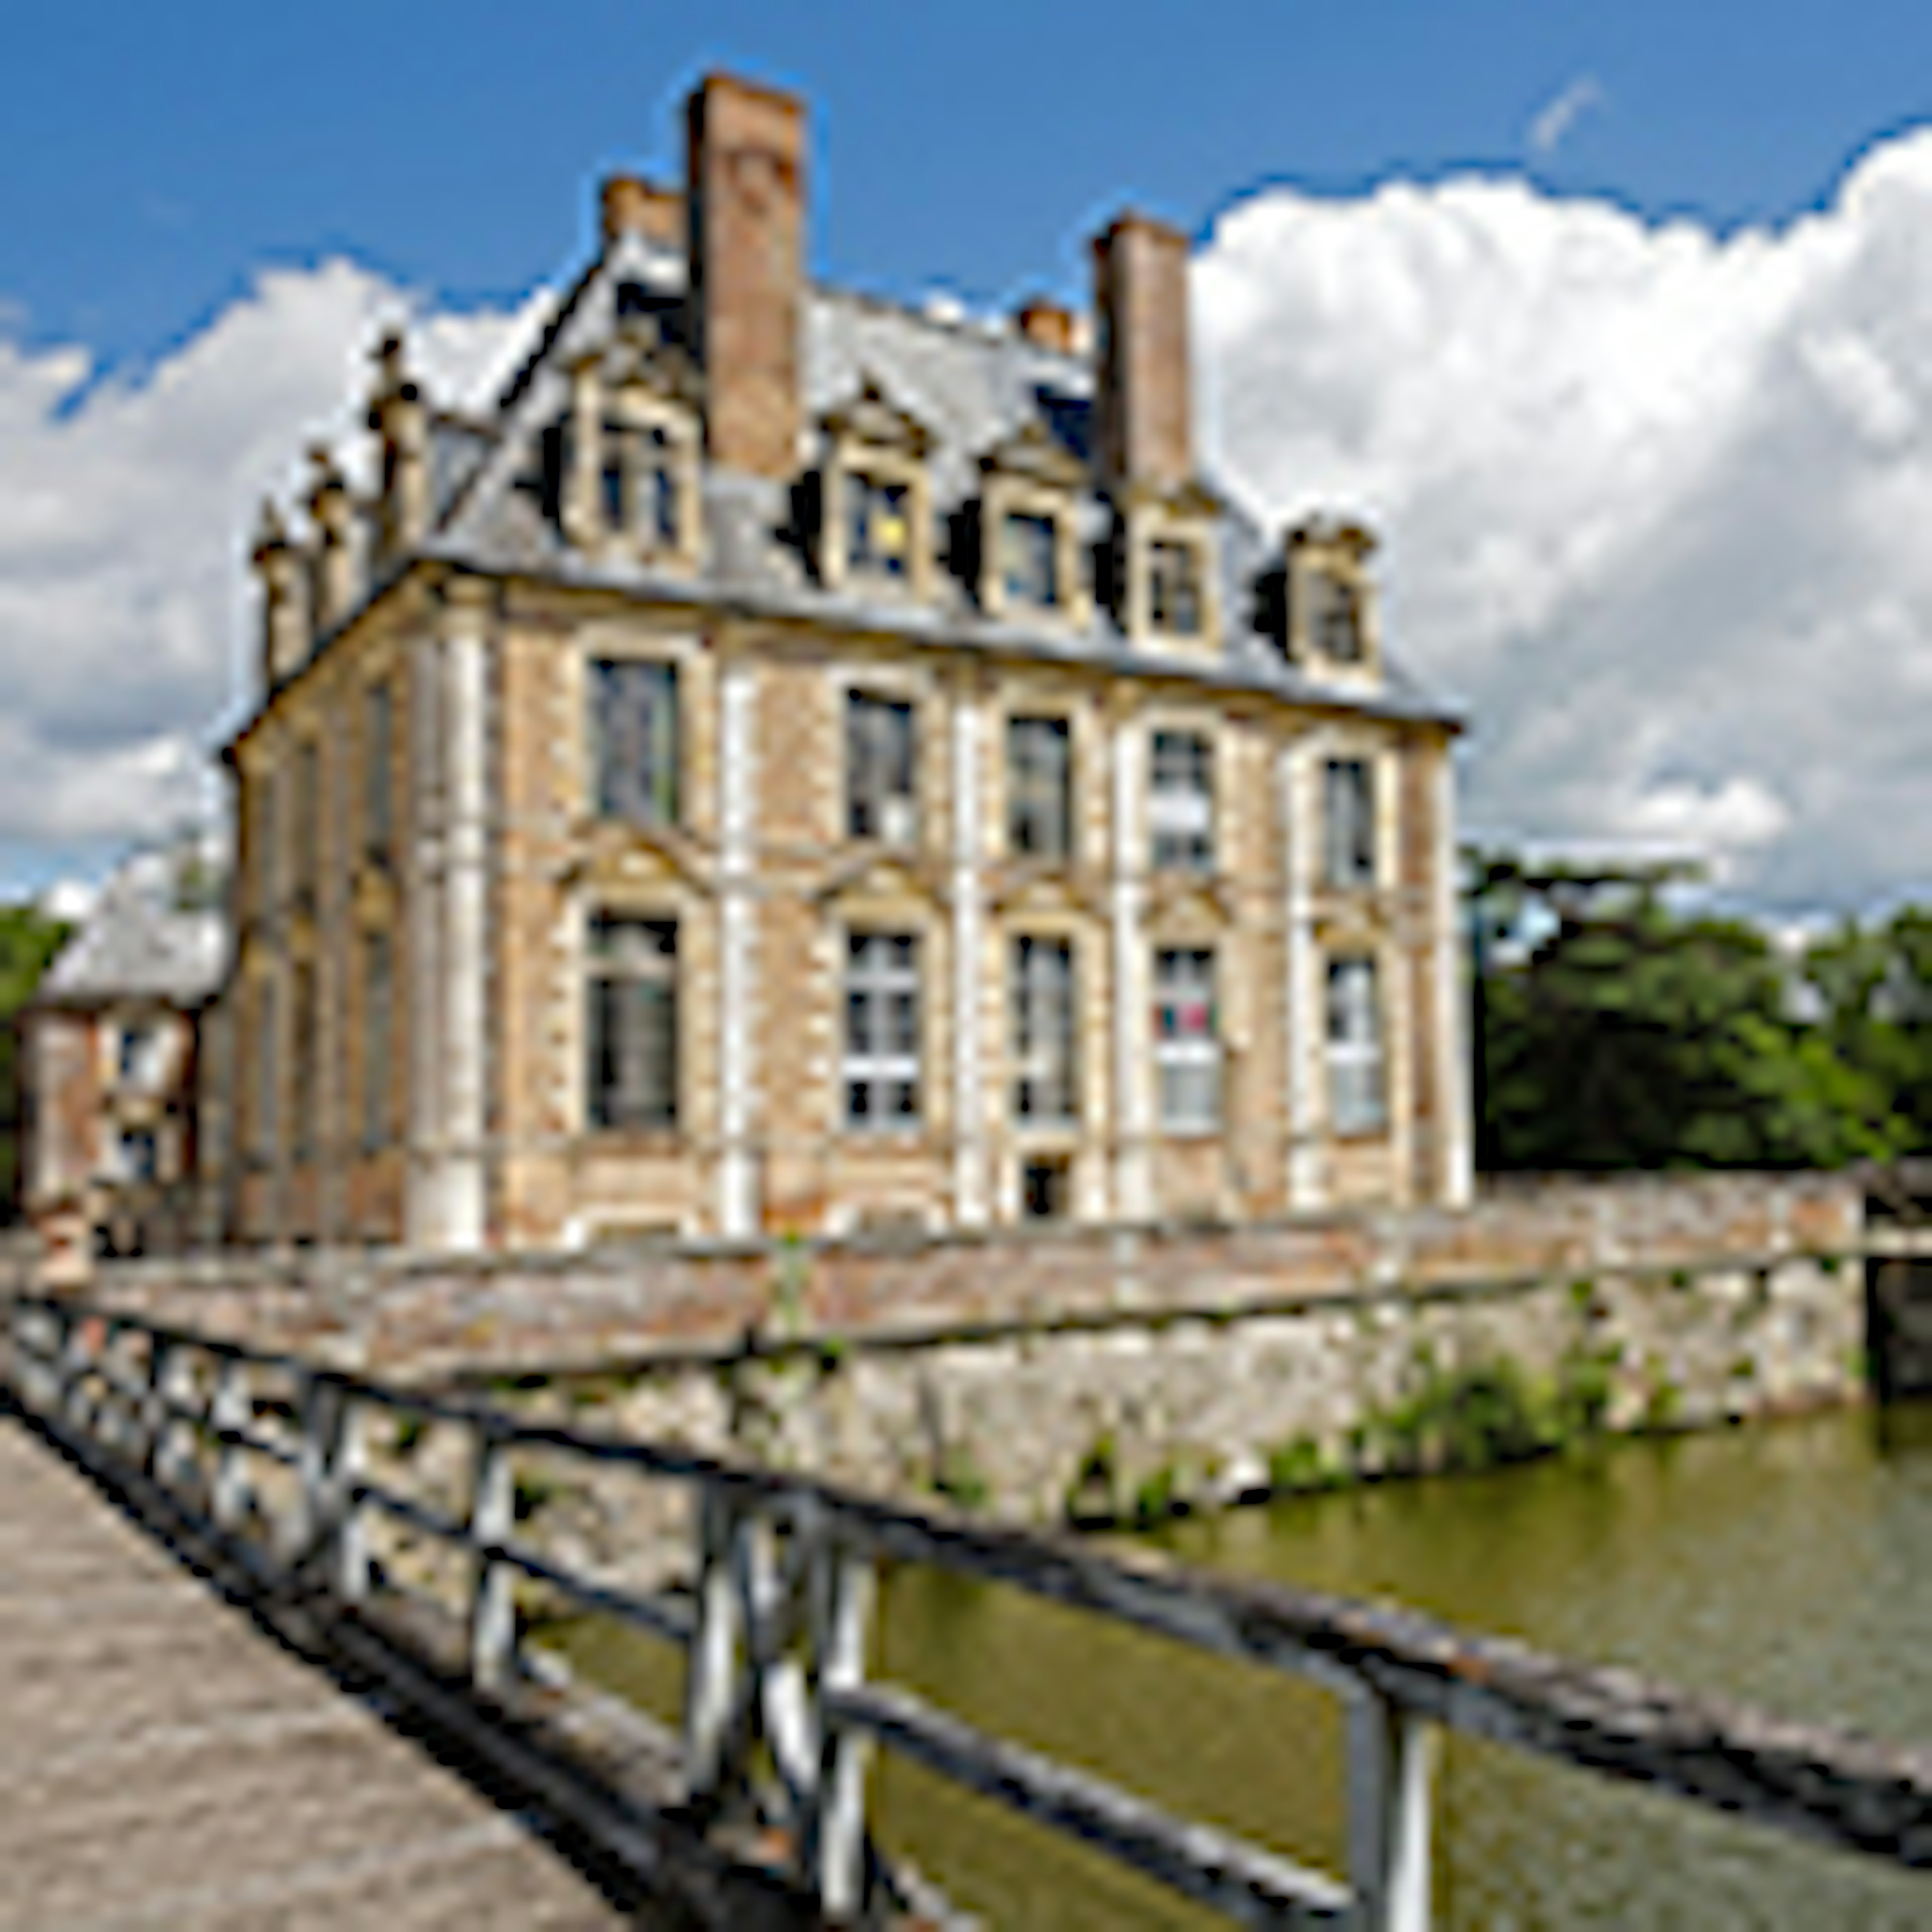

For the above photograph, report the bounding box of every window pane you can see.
[1008,716,1071,859]
[847,694,917,843]
[1002,512,1059,607]
[593,660,679,827]
[1151,731,1214,871]
[1324,760,1376,888]
[587,915,678,1130]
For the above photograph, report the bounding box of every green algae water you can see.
[549,1402,1932,1928]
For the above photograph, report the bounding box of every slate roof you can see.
[39,845,227,1009]
[302,226,1458,731]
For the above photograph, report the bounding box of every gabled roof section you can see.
[40,845,226,1009]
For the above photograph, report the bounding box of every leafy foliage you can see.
[0,905,73,1220]
[1472,851,1914,1171]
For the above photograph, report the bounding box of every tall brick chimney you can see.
[1092,214,1193,493]
[685,72,806,479]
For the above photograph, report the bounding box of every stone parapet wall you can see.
[70,1171,1864,1384]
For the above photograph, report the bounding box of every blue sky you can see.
[10,3,1932,913]
[7,1,1930,376]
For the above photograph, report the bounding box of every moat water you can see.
[551,1401,1932,1929]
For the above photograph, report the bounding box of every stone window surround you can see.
[562,359,703,574]
[830,658,941,854]
[1136,705,1233,881]
[979,471,1091,631]
[574,627,700,830]
[1287,533,1383,685]
[564,880,691,1145]
[839,923,926,1136]
[1009,930,1079,1130]
[1117,496,1221,653]
[1316,731,1399,899]
[819,428,935,604]
[1323,941,1392,1143]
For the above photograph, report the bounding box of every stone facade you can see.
[212,69,1470,1257]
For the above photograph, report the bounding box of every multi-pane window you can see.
[844,933,920,1128]
[592,659,679,827]
[1001,511,1059,608]
[1309,570,1363,662]
[364,679,393,863]
[599,421,679,547]
[1323,758,1378,889]
[1012,936,1077,1124]
[1149,539,1202,635]
[361,928,392,1151]
[291,958,317,1160]
[118,1129,158,1185]
[253,980,277,1163]
[253,770,278,919]
[847,692,917,845]
[1008,716,1072,860]
[1326,955,1387,1137]
[586,914,678,1131]
[846,473,912,581]
[1150,730,1214,872]
[1154,948,1220,1131]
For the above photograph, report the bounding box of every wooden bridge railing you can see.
[6,1291,1931,1929]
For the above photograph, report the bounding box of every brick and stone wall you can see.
[59,1174,1872,1551]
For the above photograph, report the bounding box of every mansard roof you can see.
[289,225,1459,734]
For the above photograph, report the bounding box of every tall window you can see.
[253,770,278,919]
[586,914,678,1131]
[1148,539,1202,635]
[847,692,917,845]
[1323,758,1377,889]
[364,680,393,863]
[1012,936,1077,1124]
[846,473,912,581]
[294,740,320,909]
[593,659,679,827]
[1154,948,1220,1132]
[254,979,277,1163]
[1008,716,1072,860]
[844,933,919,1128]
[600,421,679,547]
[1326,955,1386,1136]
[361,928,392,1150]
[1150,730,1214,872]
[1001,511,1059,608]
[291,958,317,1161]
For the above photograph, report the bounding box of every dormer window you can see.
[847,473,913,582]
[1002,511,1060,608]
[1148,539,1202,635]
[600,421,679,547]
[1311,570,1362,662]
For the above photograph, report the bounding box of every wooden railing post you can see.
[1348,1689,1436,1932]
[683,1486,742,1801]
[333,1393,371,1604]
[211,1355,254,1533]
[469,1427,517,1692]
[808,1538,876,1919]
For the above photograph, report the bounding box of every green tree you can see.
[0,906,73,1221]
[1470,852,1907,1171]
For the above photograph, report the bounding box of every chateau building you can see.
[215,71,1470,1254]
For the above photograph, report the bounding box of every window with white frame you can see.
[1322,758,1377,889]
[1001,510,1059,608]
[1326,954,1387,1137]
[361,927,392,1150]
[844,932,920,1129]
[846,692,917,845]
[586,914,678,1132]
[599,420,680,548]
[1150,729,1214,872]
[1007,716,1072,860]
[592,659,679,828]
[846,472,913,581]
[1148,538,1203,635]
[1153,947,1220,1131]
[364,679,393,863]
[1012,936,1077,1124]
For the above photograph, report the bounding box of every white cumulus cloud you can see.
[1197,127,1932,913]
